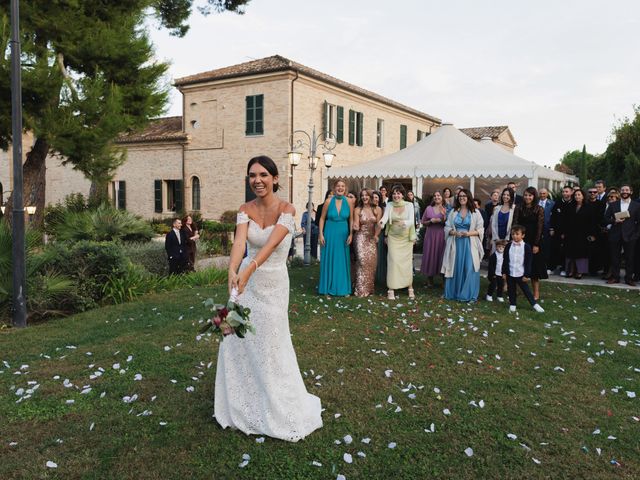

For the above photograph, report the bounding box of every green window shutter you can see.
[336,106,344,143]
[323,101,328,139]
[154,180,162,213]
[356,112,364,146]
[400,125,407,149]
[174,180,184,213]
[255,94,263,135]
[118,181,126,210]
[245,96,253,135]
[417,130,422,142]
[348,109,355,146]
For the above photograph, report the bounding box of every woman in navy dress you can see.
[490,187,518,253]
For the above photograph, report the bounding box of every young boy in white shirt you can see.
[502,225,545,313]
[486,239,507,302]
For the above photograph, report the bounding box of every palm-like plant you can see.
[47,204,153,243]
[0,221,74,323]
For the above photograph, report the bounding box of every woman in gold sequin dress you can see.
[353,189,382,296]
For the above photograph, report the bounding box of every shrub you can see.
[0,222,75,322]
[219,210,238,224]
[102,263,159,304]
[45,241,128,306]
[47,204,154,243]
[121,241,169,276]
[103,264,227,305]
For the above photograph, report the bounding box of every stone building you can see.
[111,54,441,220]
[460,126,517,152]
[2,56,525,221]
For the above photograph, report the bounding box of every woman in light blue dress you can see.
[442,189,485,302]
[318,179,354,296]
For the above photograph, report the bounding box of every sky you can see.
[147,0,640,169]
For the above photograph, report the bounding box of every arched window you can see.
[191,176,201,211]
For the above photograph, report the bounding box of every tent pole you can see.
[469,176,475,196]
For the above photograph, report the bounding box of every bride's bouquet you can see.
[199,288,255,339]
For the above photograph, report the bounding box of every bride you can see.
[214,155,323,442]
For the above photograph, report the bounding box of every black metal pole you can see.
[10,0,27,328]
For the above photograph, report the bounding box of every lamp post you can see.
[10,0,27,328]
[288,126,336,266]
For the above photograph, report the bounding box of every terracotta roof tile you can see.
[175,55,441,124]
[460,126,509,140]
[117,116,187,144]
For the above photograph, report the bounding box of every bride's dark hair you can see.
[247,155,279,192]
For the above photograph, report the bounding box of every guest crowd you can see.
[308,178,640,312]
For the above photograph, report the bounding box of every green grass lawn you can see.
[1,267,639,479]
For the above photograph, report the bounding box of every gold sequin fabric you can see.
[354,209,378,296]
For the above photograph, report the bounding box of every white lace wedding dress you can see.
[214,212,323,442]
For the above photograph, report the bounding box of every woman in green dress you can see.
[318,179,354,296]
[378,185,417,300]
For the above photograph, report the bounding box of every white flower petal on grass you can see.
[46,461,58,468]
[626,391,636,398]
[384,370,393,377]
[255,437,265,443]
[89,423,95,431]
[357,451,366,458]
[337,475,346,480]
[478,400,485,408]
[532,458,541,464]
[388,442,397,449]
[134,374,142,381]
[186,386,195,393]
[65,399,75,405]
[443,408,451,416]
[311,461,322,467]
[592,428,601,435]
[334,413,341,419]
[112,363,120,370]
[425,423,435,433]
[464,447,474,457]
[507,433,517,440]
[361,437,371,444]
[607,435,617,440]
[343,453,353,464]
[343,435,353,445]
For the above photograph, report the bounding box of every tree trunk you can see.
[89,179,109,206]
[6,137,49,228]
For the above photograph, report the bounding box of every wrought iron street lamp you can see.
[288,126,336,266]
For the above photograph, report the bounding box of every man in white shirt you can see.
[502,225,544,313]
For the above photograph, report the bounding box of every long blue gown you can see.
[444,212,480,302]
[318,196,351,296]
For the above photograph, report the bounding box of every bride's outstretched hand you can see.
[228,270,239,295]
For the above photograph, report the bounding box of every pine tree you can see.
[0,0,250,225]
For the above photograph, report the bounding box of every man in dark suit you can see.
[587,185,608,275]
[538,188,555,269]
[549,185,574,274]
[165,218,188,275]
[604,184,640,286]
[507,181,523,205]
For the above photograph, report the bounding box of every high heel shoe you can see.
[408,288,415,300]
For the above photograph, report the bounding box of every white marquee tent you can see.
[329,124,576,196]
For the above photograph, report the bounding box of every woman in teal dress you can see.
[318,179,354,296]
[442,189,485,302]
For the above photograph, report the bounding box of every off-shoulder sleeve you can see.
[277,212,296,235]
[236,211,250,225]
